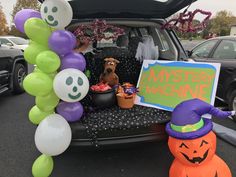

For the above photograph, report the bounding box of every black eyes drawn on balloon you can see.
[44,6,58,13]
[78,77,83,86]
[44,6,48,13]
[52,6,58,13]
[66,77,73,86]
[66,77,83,86]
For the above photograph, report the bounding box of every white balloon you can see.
[40,0,73,29]
[53,69,89,102]
[35,114,72,156]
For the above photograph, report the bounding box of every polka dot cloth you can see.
[71,105,171,146]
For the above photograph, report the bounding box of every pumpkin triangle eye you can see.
[179,143,189,149]
[200,140,208,147]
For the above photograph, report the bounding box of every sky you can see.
[1,0,236,25]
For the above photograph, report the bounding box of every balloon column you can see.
[14,0,89,176]
[166,99,233,177]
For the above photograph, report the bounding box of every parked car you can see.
[0,43,27,95]
[0,36,29,51]
[187,36,236,121]
[38,0,194,148]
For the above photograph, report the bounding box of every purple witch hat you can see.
[166,98,234,140]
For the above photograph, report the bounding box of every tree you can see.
[202,19,212,39]
[0,3,9,35]
[11,0,40,20]
[209,10,236,36]
[9,0,40,37]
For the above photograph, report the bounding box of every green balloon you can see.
[24,42,48,64]
[29,106,53,125]
[36,51,61,73]
[32,154,54,177]
[24,18,52,47]
[33,67,57,79]
[33,66,41,73]
[49,72,57,79]
[36,92,59,112]
[23,72,53,96]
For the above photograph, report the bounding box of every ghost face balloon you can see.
[40,0,73,29]
[53,69,89,102]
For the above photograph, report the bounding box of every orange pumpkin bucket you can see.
[116,94,135,109]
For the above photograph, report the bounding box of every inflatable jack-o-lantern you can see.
[166,99,233,177]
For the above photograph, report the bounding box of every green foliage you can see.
[210,10,236,36]
[0,3,9,35]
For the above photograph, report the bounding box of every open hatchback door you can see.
[69,0,196,19]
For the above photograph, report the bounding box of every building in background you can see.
[230,25,236,36]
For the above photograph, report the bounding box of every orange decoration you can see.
[168,131,232,177]
[116,83,138,109]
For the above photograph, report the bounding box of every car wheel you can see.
[228,90,236,122]
[12,63,26,94]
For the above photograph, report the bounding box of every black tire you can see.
[12,63,26,94]
[228,90,236,122]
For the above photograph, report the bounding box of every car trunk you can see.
[38,0,195,146]
[68,19,176,146]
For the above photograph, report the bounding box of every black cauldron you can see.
[90,88,116,108]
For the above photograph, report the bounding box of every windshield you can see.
[9,37,28,45]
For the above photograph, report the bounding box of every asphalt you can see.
[0,90,235,177]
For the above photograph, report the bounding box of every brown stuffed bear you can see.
[100,58,120,87]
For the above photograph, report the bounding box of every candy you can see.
[91,83,112,92]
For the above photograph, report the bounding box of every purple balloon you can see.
[61,52,86,71]
[14,9,41,33]
[56,102,84,122]
[49,30,76,56]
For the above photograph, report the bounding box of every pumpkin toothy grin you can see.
[181,149,209,164]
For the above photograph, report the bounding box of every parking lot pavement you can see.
[0,92,235,177]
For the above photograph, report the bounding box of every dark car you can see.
[188,36,236,120]
[39,0,193,148]
[0,42,27,95]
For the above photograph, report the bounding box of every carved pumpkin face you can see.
[168,131,216,166]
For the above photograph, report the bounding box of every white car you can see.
[0,36,29,51]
